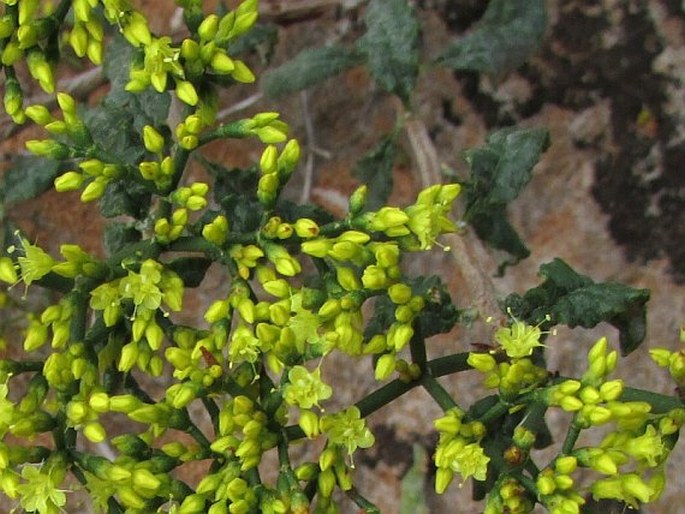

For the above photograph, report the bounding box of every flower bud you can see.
[554,456,577,475]
[54,171,84,192]
[599,379,624,401]
[210,51,235,74]
[25,104,54,126]
[559,396,583,412]
[83,421,106,443]
[175,80,199,106]
[299,409,320,439]
[467,352,496,373]
[198,14,219,41]
[80,177,108,203]
[301,238,332,258]
[25,139,70,159]
[0,257,18,284]
[374,353,396,381]
[388,283,412,304]
[231,60,256,83]
[348,184,368,216]
[143,125,165,153]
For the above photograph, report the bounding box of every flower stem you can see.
[346,487,380,514]
[620,386,683,413]
[421,375,458,411]
[561,416,582,455]
[427,352,471,377]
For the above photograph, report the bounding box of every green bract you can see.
[0,1,682,514]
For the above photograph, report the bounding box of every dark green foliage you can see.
[352,133,398,211]
[166,257,213,288]
[357,0,420,105]
[0,156,61,205]
[438,0,547,75]
[505,258,651,355]
[463,127,550,272]
[100,180,150,219]
[261,45,363,98]
[103,222,141,255]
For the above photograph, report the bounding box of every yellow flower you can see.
[16,238,55,287]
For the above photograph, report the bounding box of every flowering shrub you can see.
[0,1,683,513]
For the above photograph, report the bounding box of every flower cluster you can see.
[433,408,490,493]
[0,1,683,514]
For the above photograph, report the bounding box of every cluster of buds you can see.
[138,124,176,189]
[432,407,489,494]
[467,318,550,399]
[1,0,59,99]
[124,0,257,107]
[211,395,279,472]
[484,478,535,514]
[356,184,461,251]
[179,0,258,82]
[545,339,641,428]
[67,0,105,64]
[535,456,585,514]
[650,327,685,387]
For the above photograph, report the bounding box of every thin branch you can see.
[216,92,264,121]
[300,90,316,202]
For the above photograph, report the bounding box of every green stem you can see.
[69,291,88,343]
[202,397,220,433]
[477,399,509,425]
[420,375,458,411]
[427,352,471,377]
[517,473,538,497]
[2,359,44,374]
[561,416,582,455]
[356,378,415,418]
[277,435,291,468]
[620,386,683,413]
[318,218,353,237]
[166,146,191,195]
[186,423,211,450]
[409,323,427,372]
[346,487,380,514]
[198,120,252,146]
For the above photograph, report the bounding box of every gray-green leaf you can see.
[505,258,651,355]
[357,0,420,105]
[438,0,547,75]
[0,156,61,205]
[261,45,362,97]
[464,127,549,270]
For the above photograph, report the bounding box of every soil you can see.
[1,1,684,513]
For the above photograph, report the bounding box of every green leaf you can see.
[103,222,141,256]
[261,45,363,98]
[464,127,549,270]
[357,0,420,104]
[84,104,145,166]
[166,257,213,288]
[100,181,150,218]
[505,258,651,355]
[352,134,397,211]
[438,0,547,75]
[0,155,61,205]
